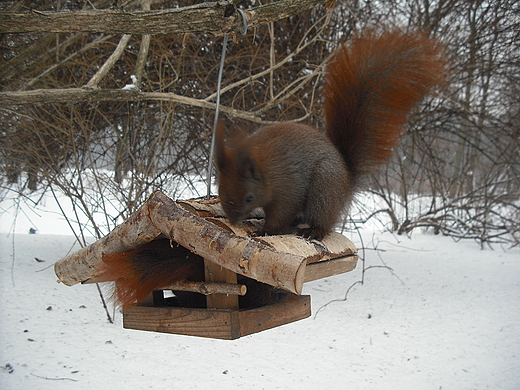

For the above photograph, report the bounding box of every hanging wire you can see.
[206,10,249,200]
[206,34,229,200]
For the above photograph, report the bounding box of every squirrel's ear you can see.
[215,120,228,171]
[237,150,261,181]
[248,159,261,181]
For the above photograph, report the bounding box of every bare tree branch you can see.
[0,0,328,35]
[0,88,271,122]
[134,0,152,89]
[85,34,132,89]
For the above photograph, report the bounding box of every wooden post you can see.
[204,259,239,310]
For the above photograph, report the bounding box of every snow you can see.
[1,198,519,389]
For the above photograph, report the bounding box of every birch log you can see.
[54,202,162,286]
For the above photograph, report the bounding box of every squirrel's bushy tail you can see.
[100,240,203,308]
[324,29,447,181]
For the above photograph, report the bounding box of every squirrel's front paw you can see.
[295,227,327,241]
[250,229,268,237]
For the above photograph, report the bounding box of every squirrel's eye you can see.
[245,194,254,204]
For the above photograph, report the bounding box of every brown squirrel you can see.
[101,28,447,308]
[216,28,447,240]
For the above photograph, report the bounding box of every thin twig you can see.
[30,373,78,382]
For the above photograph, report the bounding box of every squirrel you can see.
[216,28,447,240]
[101,28,447,308]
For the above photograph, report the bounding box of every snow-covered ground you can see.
[0,193,519,389]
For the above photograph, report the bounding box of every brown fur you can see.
[99,239,203,308]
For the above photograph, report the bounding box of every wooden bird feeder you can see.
[55,191,358,340]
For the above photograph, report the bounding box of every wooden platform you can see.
[123,295,311,340]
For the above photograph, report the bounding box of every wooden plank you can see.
[123,306,241,340]
[239,295,311,337]
[304,255,358,282]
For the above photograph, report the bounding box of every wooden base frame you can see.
[123,294,311,340]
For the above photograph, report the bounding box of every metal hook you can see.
[237,8,249,35]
